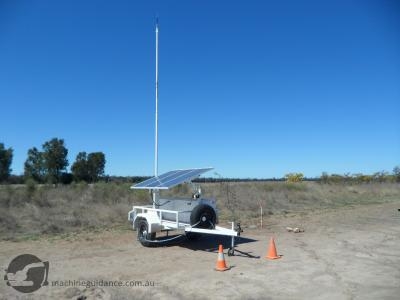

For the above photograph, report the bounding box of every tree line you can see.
[0,139,105,184]
[1,140,399,184]
[319,170,400,184]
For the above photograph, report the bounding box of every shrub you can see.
[285,173,304,183]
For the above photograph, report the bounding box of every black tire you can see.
[228,248,235,256]
[190,204,216,229]
[137,219,155,247]
[185,232,201,241]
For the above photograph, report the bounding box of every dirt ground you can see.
[1,202,399,300]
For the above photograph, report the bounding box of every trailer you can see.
[127,21,242,254]
[128,168,242,255]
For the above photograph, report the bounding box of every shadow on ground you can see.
[149,233,259,257]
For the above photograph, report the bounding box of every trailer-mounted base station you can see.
[128,168,242,254]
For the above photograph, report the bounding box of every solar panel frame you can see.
[131,167,213,190]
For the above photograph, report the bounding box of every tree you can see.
[354,173,372,184]
[320,172,329,184]
[71,151,106,183]
[372,171,389,183]
[24,147,45,183]
[42,138,69,184]
[87,152,105,182]
[0,143,13,182]
[394,166,400,182]
[60,172,73,184]
[71,152,89,182]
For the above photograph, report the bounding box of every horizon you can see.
[1,0,399,178]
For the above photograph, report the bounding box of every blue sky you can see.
[1,0,399,178]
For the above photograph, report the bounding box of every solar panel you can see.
[131,167,213,190]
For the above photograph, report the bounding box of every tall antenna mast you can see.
[154,19,159,177]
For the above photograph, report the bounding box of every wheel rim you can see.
[139,224,147,240]
[190,204,217,229]
[200,212,214,227]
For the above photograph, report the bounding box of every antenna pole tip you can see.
[155,16,159,31]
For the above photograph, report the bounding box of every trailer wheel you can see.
[137,219,155,247]
[190,204,216,229]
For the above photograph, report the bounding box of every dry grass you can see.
[0,181,399,241]
[0,182,149,240]
[165,181,400,225]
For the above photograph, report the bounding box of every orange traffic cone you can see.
[215,244,229,271]
[265,237,281,260]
